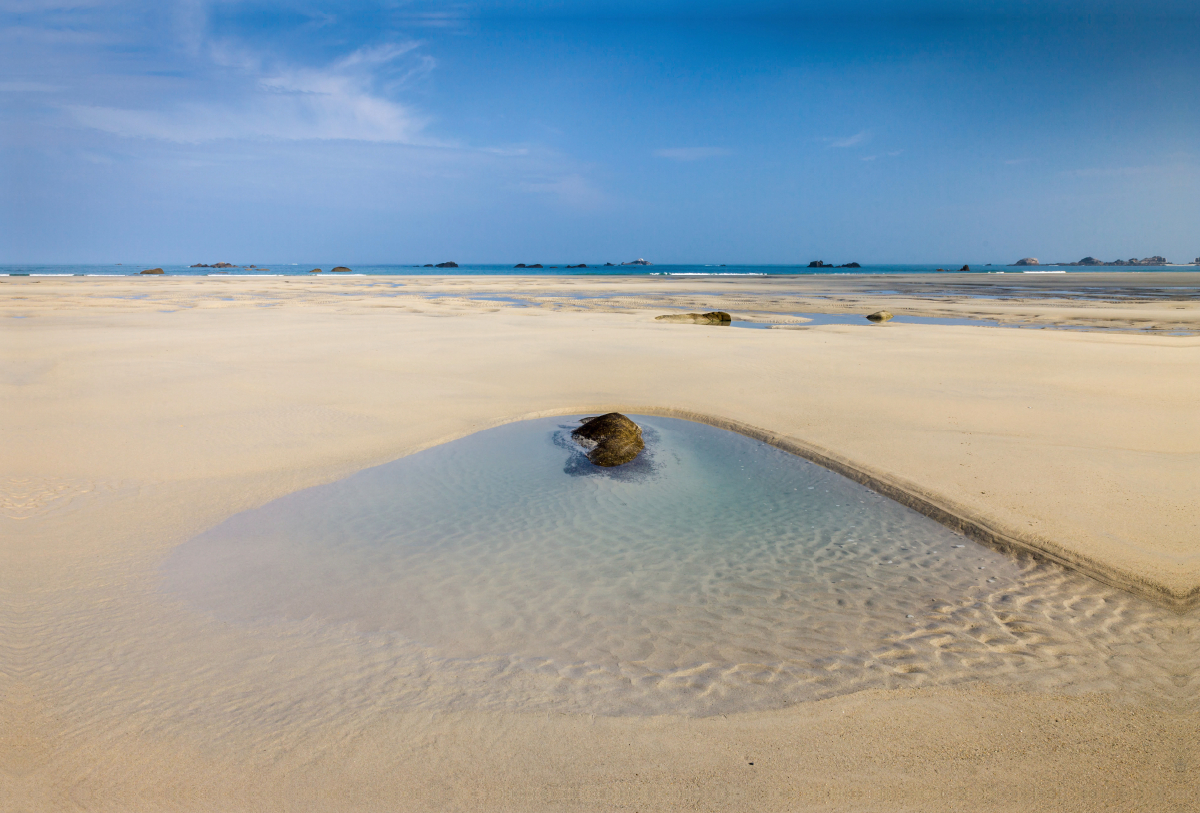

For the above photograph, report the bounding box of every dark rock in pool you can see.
[866,310,894,322]
[655,311,732,325]
[571,413,645,467]
[435,261,459,268]
[140,268,164,274]
[331,266,352,273]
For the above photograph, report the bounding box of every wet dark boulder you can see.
[866,311,894,322]
[654,311,732,325]
[572,413,644,467]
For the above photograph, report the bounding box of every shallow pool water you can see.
[163,416,1197,716]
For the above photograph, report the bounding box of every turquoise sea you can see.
[2,263,1194,277]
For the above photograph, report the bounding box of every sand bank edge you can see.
[508,405,1195,612]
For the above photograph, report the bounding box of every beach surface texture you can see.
[3,273,1198,811]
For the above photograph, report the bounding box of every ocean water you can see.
[162,416,1197,716]
[4,262,1196,277]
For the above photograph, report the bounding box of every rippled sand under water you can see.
[163,416,1197,716]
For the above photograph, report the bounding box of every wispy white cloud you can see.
[68,42,435,144]
[654,147,732,161]
[828,130,869,148]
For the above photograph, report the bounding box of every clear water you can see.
[731,313,1003,328]
[162,416,1197,716]
[5,262,1196,277]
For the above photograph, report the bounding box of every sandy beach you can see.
[3,273,1198,811]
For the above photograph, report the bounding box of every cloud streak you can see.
[827,130,869,148]
[68,43,434,144]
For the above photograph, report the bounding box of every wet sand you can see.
[3,273,1198,810]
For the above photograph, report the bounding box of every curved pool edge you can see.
[486,405,1194,613]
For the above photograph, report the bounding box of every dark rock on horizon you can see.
[528,263,544,268]
[621,258,652,266]
[837,262,861,268]
[866,311,894,322]
[435,261,459,268]
[514,263,527,268]
[808,260,831,268]
[331,266,352,273]
[309,268,322,273]
[423,264,434,267]
[960,264,970,272]
[654,311,732,325]
[140,268,164,274]
[1013,258,1039,266]
[571,413,644,467]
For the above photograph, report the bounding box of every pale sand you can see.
[3,274,1198,810]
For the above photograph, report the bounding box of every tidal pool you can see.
[163,415,1196,716]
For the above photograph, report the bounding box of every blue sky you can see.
[1,1,1197,264]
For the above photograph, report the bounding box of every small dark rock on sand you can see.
[655,311,732,325]
[572,413,645,467]
[866,311,894,322]
[140,268,164,274]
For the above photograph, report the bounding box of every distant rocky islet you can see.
[1012,255,1181,267]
